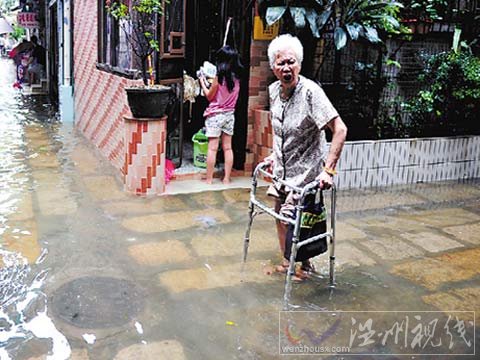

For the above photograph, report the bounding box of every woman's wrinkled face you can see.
[272,49,301,86]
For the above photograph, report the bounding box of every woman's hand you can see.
[263,154,276,172]
[316,170,333,189]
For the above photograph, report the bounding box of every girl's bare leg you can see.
[206,137,219,184]
[221,132,233,184]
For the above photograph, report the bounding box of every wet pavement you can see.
[1,57,479,359]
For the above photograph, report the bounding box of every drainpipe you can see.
[59,0,74,123]
[63,0,71,88]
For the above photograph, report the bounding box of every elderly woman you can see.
[265,34,347,279]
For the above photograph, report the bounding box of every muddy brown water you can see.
[1,58,478,359]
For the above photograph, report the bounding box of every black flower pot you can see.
[125,85,172,118]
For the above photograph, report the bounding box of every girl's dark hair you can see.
[216,45,243,92]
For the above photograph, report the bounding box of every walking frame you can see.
[243,161,336,310]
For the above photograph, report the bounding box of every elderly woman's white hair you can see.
[267,34,304,69]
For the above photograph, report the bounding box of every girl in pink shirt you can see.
[199,45,243,184]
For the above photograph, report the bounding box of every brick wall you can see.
[245,39,275,172]
[73,0,142,174]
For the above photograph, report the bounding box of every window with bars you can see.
[160,0,185,57]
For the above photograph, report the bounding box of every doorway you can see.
[48,3,59,102]
[183,0,253,171]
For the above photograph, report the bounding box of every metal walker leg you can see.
[243,162,337,309]
[329,185,336,289]
[243,200,255,263]
[243,171,259,264]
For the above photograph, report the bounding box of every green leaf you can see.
[334,27,347,50]
[452,28,462,53]
[384,15,400,29]
[305,8,332,37]
[363,26,381,43]
[386,59,401,68]
[346,23,362,40]
[266,6,287,25]
[289,7,307,28]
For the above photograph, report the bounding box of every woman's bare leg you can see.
[206,137,219,184]
[274,198,287,254]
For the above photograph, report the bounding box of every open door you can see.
[184,0,253,170]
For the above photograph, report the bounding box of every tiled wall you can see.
[251,109,272,166]
[73,0,142,174]
[124,118,167,195]
[336,136,480,189]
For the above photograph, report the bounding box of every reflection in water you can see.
[0,58,71,359]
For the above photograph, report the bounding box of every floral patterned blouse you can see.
[269,75,339,188]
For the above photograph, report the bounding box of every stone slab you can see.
[189,191,223,207]
[71,143,102,175]
[122,209,231,233]
[336,191,424,212]
[8,193,34,221]
[1,220,40,264]
[222,188,251,204]
[35,192,77,216]
[400,208,480,228]
[83,176,129,202]
[391,248,480,290]
[410,183,480,203]
[128,240,192,265]
[101,196,188,216]
[422,288,480,322]
[158,260,276,293]
[336,221,368,241]
[400,231,464,253]
[114,340,185,360]
[191,226,276,257]
[24,126,50,142]
[347,216,429,233]
[360,235,424,260]
[33,172,78,215]
[443,223,480,245]
[27,349,90,360]
[28,152,60,169]
[335,242,377,268]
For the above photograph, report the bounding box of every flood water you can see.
[1,57,479,359]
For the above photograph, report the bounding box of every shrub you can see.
[404,49,480,136]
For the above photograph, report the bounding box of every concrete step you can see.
[40,78,47,91]
[21,78,48,95]
[22,85,48,96]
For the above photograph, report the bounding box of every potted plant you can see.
[107,0,172,118]
[399,0,446,34]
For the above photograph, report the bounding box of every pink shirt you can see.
[203,79,240,118]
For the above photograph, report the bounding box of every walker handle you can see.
[254,161,275,181]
